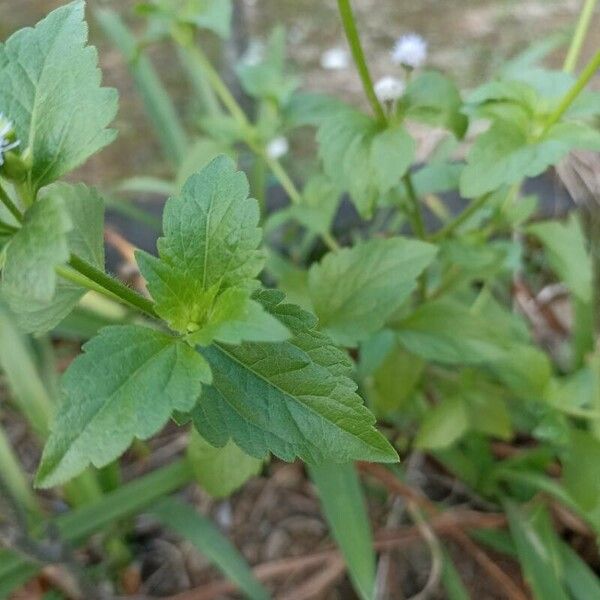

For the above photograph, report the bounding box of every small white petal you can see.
[266,136,289,160]
[320,47,350,71]
[392,33,427,69]
[374,76,405,103]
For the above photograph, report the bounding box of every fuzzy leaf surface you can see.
[37,325,211,487]
[136,156,264,335]
[0,0,118,191]
[192,290,398,465]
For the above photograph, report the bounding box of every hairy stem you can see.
[431,194,491,241]
[563,0,598,73]
[57,255,157,319]
[336,0,386,122]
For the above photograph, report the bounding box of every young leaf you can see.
[2,194,71,307]
[370,126,415,194]
[36,325,211,487]
[10,183,105,334]
[192,290,398,465]
[0,0,118,192]
[309,463,376,600]
[308,237,436,346]
[187,287,290,346]
[188,429,262,498]
[136,156,264,334]
[152,498,269,600]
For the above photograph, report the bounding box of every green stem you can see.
[563,0,598,73]
[543,49,600,134]
[336,0,386,122]
[0,183,23,223]
[178,36,250,127]
[403,173,426,239]
[431,194,491,241]
[58,255,157,319]
[173,31,340,252]
[0,425,41,519]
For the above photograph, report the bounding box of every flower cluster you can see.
[0,114,19,167]
[374,33,427,106]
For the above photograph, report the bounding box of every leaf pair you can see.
[37,157,398,488]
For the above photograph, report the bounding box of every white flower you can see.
[0,114,19,167]
[392,33,427,69]
[374,76,405,104]
[320,47,350,71]
[266,136,289,160]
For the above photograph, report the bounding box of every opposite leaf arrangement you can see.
[2,1,600,597]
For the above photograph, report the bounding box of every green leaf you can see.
[308,237,436,346]
[36,325,211,487]
[527,214,592,303]
[370,126,415,194]
[184,0,232,38]
[415,396,469,450]
[460,120,600,198]
[505,502,569,600]
[10,183,105,334]
[236,27,298,105]
[396,299,508,365]
[192,290,398,465]
[562,429,600,516]
[2,194,71,307]
[136,156,264,334]
[403,71,467,138]
[441,549,470,600]
[309,463,375,600]
[559,541,600,600]
[0,0,118,192]
[188,429,262,498]
[176,137,233,191]
[187,287,290,345]
[152,498,269,600]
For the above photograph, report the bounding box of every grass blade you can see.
[151,497,269,600]
[504,501,569,600]
[95,8,187,166]
[558,540,600,600]
[309,462,375,600]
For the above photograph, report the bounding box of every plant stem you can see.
[431,194,491,241]
[0,182,23,223]
[58,255,157,319]
[0,425,41,519]
[336,0,386,122]
[173,33,341,252]
[563,0,598,73]
[543,49,600,134]
[403,173,426,239]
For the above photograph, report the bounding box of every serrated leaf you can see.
[136,156,264,333]
[187,287,290,346]
[11,183,105,334]
[2,194,71,307]
[0,0,118,192]
[188,429,262,498]
[192,290,398,465]
[308,237,436,346]
[460,120,600,198]
[36,325,211,487]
